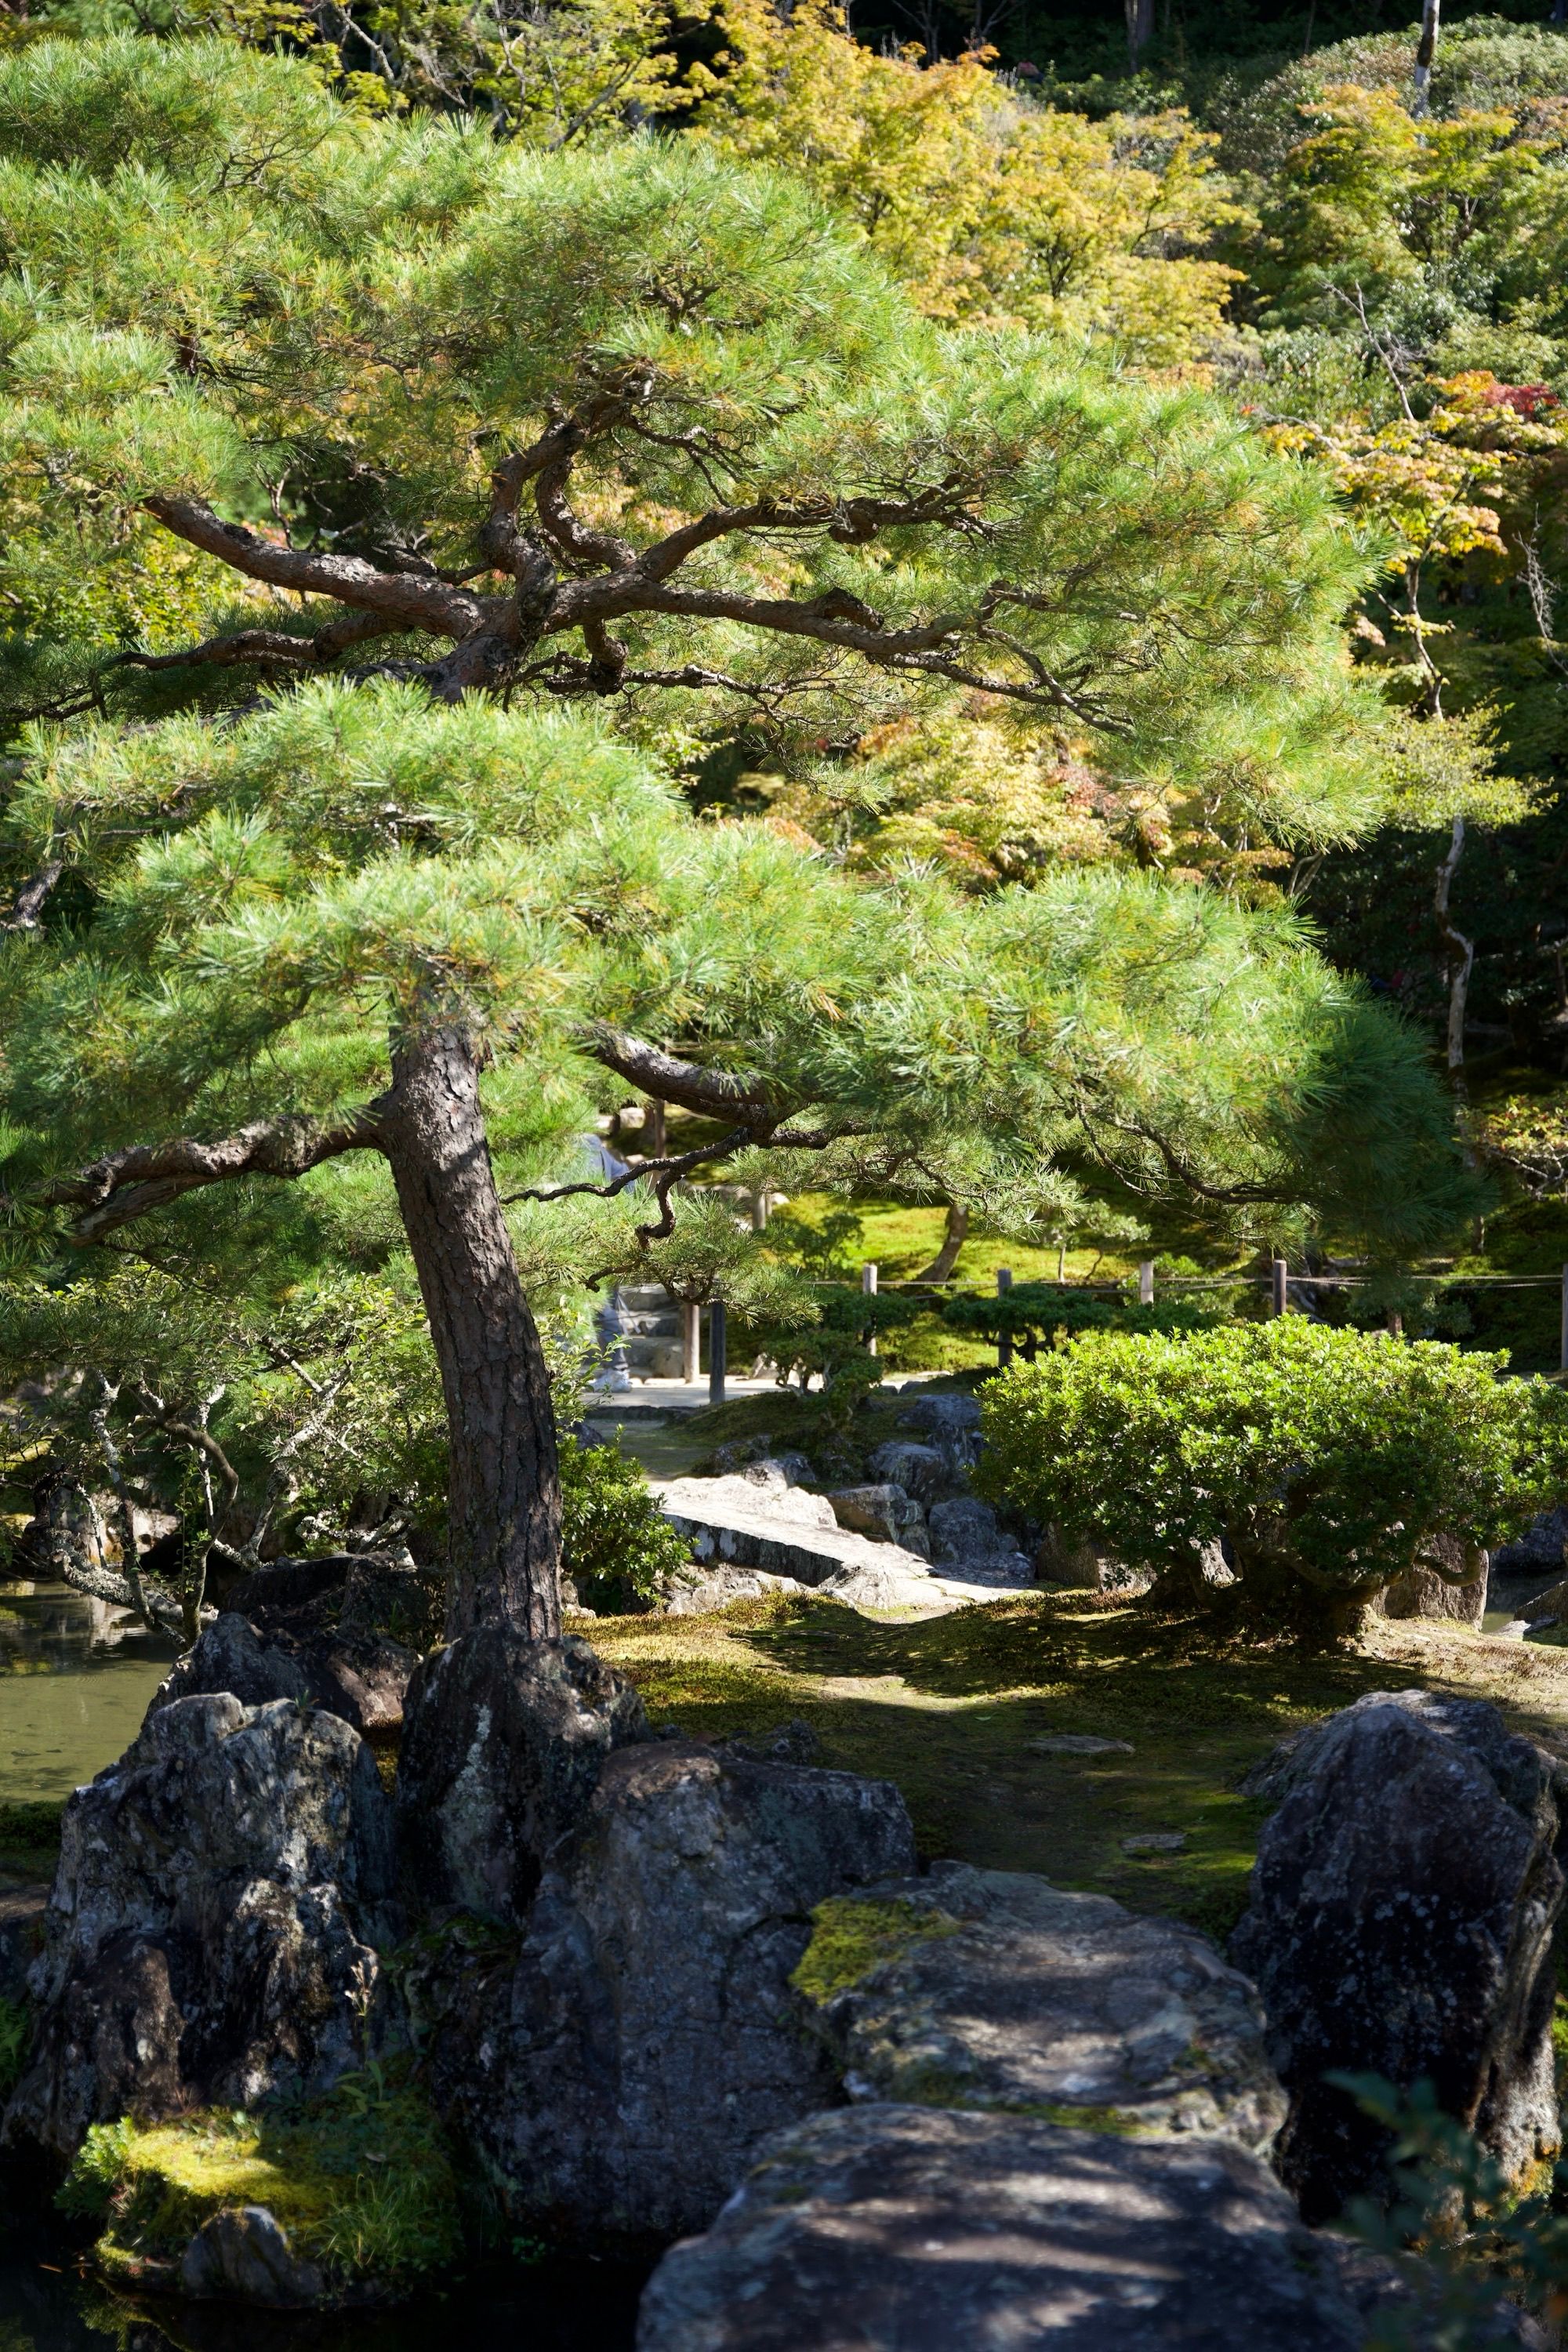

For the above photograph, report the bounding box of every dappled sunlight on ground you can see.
[589,1596,1568,1945]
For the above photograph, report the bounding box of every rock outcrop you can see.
[1376,1531,1488,1628]
[5,1692,396,2159]
[421,1735,917,2249]
[636,2106,1459,2352]
[804,1862,1286,2152]
[926,1497,1032,1584]
[394,1628,648,1923]
[826,1483,931,1556]
[153,1552,441,1737]
[1231,1690,1566,2221]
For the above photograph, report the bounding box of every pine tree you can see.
[0,37,1480,1635]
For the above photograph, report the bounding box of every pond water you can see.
[0,1579,181,1803]
[0,2218,646,2351]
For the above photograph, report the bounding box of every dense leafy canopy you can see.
[0,683,1473,1255]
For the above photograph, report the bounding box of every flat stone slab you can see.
[654,1472,948,1601]
[808,1862,1286,2151]
[635,2105,1444,2352]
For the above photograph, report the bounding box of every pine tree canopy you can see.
[1,33,1385,861]
[0,683,1473,1260]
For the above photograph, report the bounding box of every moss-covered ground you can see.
[590,1594,1568,1944]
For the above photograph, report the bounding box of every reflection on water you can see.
[0,2220,644,2352]
[0,1581,181,1803]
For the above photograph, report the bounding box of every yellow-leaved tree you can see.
[689,0,1247,363]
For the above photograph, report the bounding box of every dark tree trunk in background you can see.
[1414,0,1440,109]
[1124,0,1154,65]
[914,1201,969,1284]
[381,1020,561,1642]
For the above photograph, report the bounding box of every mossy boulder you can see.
[59,2071,463,2307]
[795,1862,1287,2151]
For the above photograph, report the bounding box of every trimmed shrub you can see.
[976,1319,1568,1639]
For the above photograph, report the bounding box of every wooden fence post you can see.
[1138,1260,1155,1306]
[709,1299,727,1406]
[682,1300,702,1385]
[862,1261,878,1357]
[996,1267,1014,1367]
[1271,1258,1288,1319]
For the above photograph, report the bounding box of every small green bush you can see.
[559,1438,689,1612]
[976,1320,1568,1639]
[1334,2074,1568,2347]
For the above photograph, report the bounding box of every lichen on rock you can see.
[789,1895,960,2005]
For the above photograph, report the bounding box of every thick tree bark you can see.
[380,1020,561,1641]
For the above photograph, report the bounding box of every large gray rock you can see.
[1375,1530,1487,1628]
[395,1628,648,1925]
[866,1441,953,1508]
[1231,1690,1566,2222]
[180,2205,328,2307]
[827,1484,931,1558]
[5,1693,395,2158]
[895,1392,984,1480]
[661,1563,811,1615]
[1490,1505,1568,1588]
[808,1862,1286,2152]
[636,2105,1468,2352]
[164,1552,441,1736]
[926,1498,1032,1583]
[818,1559,949,1613]
[423,1738,916,2248]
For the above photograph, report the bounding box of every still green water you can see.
[0,1580,180,1802]
[0,2221,645,2351]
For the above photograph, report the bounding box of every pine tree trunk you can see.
[380,1020,561,1641]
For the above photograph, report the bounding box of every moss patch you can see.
[59,2067,463,2296]
[0,1797,62,1881]
[590,1595,1568,1944]
[791,1895,960,2005]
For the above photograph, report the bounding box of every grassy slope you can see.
[590,1595,1568,1945]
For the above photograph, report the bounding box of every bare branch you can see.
[116,611,395,676]
[578,1025,782,1128]
[144,497,492,638]
[504,1125,753,1206]
[1,858,64,933]
[41,1105,388,1241]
